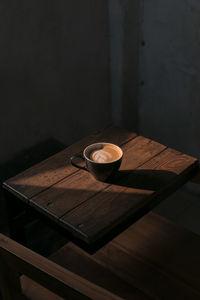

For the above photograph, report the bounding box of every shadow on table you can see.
[107,169,176,191]
[6,166,182,254]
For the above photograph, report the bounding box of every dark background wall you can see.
[139,0,200,159]
[0,1,111,164]
[109,0,140,130]
[139,0,200,234]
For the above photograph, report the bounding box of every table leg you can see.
[3,190,28,246]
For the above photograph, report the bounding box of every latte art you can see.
[92,150,113,163]
[91,145,121,163]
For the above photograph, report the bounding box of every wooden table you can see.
[3,127,199,252]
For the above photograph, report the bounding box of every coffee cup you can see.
[70,142,123,181]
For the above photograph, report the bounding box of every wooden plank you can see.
[31,171,106,219]
[112,212,200,292]
[31,136,166,220]
[61,148,198,243]
[93,235,200,299]
[3,127,136,200]
[50,243,149,300]
[0,234,122,300]
[49,212,200,299]
[21,275,64,300]
[91,212,200,299]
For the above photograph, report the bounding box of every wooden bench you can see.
[1,212,200,299]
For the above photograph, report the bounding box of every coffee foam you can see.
[90,145,121,163]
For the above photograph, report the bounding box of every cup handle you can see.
[70,154,88,171]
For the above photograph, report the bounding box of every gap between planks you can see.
[58,145,168,219]
[30,136,167,223]
[27,134,138,202]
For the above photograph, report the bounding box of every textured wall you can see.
[139,0,200,158]
[121,0,140,130]
[0,1,110,163]
[109,0,140,131]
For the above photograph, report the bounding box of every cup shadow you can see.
[107,169,176,191]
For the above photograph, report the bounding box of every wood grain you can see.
[3,127,136,201]
[91,212,200,299]
[2,213,200,300]
[50,243,148,300]
[31,136,166,220]
[93,239,200,299]
[62,148,198,243]
[112,212,200,292]
[0,233,123,300]
[49,212,200,300]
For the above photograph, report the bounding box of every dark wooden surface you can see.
[0,233,111,300]
[50,212,200,299]
[3,127,199,248]
[2,212,200,299]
